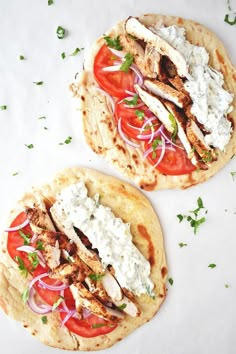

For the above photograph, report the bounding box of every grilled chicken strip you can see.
[125,17,188,78]
[144,43,161,77]
[135,84,174,133]
[164,101,208,170]
[119,34,156,78]
[144,79,190,109]
[70,283,124,322]
[50,205,104,274]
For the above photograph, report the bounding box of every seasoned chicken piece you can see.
[125,17,188,78]
[112,296,140,317]
[50,260,88,283]
[186,120,217,163]
[135,84,174,133]
[168,75,186,92]
[50,206,104,274]
[70,283,124,322]
[164,101,208,170]
[144,79,190,109]
[102,269,123,301]
[144,43,161,77]
[84,275,112,304]
[25,204,56,233]
[119,34,156,78]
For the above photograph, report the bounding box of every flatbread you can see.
[0,167,167,351]
[70,14,236,191]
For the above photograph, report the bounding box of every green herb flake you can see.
[177,197,207,234]
[70,47,84,56]
[169,113,178,140]
[123,94,138,106]
[91,323,114,329]
[88,273,105,281]
[61,52,66,59]
[179,242,187,248]
[103,35,123,50]
[38,116,46,120]
[25,143,34,149]
[27,252,39,269]
[208,263,216,269]
[44,126,48,130]
[230,171,236,180]
[33,81,44,85]
[15,256,29,277]
[36,240,44,251]
[52,296,64,311]
[0,105,7,110]
[225,284,230,288]
[168,278,174,286]
[22,288,29,303]
[19,230,31,245]
[117,303,127,311]
[224,14,236,25]
[41,316,48,324]
[12,172,19,176]
[64,136,72,144]
[56,26,66,39]
[48,0,53,5]
[135,110,145,120]
[177,214,184,223]
[19,55,25,60]
[120,53,134,73]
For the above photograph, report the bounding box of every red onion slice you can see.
[143,139,175,160]
[102,65,122,72]
[108,48,126,58]
[61,310,77,327]
[94,87,115,113]
[16,246,46,268]
[140,118,159,134]
[39,279,69,291]
[30,233,38,244]
[161,130,184,150]
[117,118,141,148]
[82,307,92,319]
[27,287,52,314]
[154,136,166,167]
[5,218,29,232]
[130,64,143,86]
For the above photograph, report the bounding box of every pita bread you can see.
[0,167,167,351]
[70,14,236,191]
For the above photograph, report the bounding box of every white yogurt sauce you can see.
[151,25,234,150]
[52,182,154,296]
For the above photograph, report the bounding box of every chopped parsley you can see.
[41,316,48,324]
[120,53,134,72]
[19,55,25,60]
[151,138,162,159]
[27,252,39,269]
[103,35,123,50]
[25,143,34,149]
[21,288,29,303]
[178,242,187,248]
[88,273,105,281]
[224,14,236,25]
[52,296,64,311]
[123,94,138,106]
[208,263,216,269]
[177,197,207,235]
[61,52,66,59]
[230,171,236,180]
[12,172,19,176]
[56,26,66,39]
[168,278,174,286]
[59,136,72,145]
[38,116,46,120]
[117,303,127,311]
[0,105,7,110]
[15,256,29,277]
[169,113,178,140]
[91,323,114,329]
[201,150,213,163]
[48,0,53,5]
[36,240,44,251]
[135,110,145,120]
[19,230,31,245]
[70,47,84,56]
[225,284,230,288]
[33,81,44,85]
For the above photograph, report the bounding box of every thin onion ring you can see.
[5,218,29,232]
[117,118,140,148]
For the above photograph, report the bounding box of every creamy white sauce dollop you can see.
[151,25,233,150]
[52,182,154,296]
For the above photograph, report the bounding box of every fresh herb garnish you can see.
[33,81,44,85]
[103,35,123,50]
[25,143,34,149]
[70,47,84,56]
[201,150,213,163]
[168,278,174,286]
[225,284,230,288]
[123,94,138,106]
[91,323,114,329]
[12,172,19,176]
[19,230,31,245]
[56,26,66,39]
[208,263,216,269]
[88,273,105,281]
[48,0,53,5]
[120,53,134,72]
[59,136,72,145]
[61,52,66,59]
[169,113,178,140]
[135,110,145,120]
[27,252,39,269]
[151,138,162,159]
[179,242,187,248]
[38,116,46,120]
[41,315,48,324]
[52,296,64,311]
[36,240,44,251]
[117,303,127,311]
[19,55,25,60]
[224,14,236,25]
[230,171,236,180]
[15,256,29,277]
[0,105,7,110]
[21,288,29,303]
[177,197,207,235]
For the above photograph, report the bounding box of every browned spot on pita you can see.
[82,110,86,116]
[113,136,117,144]
[81,95,85,101]
[127,164,132,170]
[0,297,7,313]
[137,224,155,266]
[233,74,236,82]
[161,266,168,279]
[139,177,158,191]
[23,324,28,328]
[116,144,126,154]
[177,18,184,25]
[216,49,224,65]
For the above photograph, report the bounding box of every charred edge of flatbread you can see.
[73,14,236,191]
[0,167,167,351]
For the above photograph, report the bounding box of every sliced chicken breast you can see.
[125,17,188,78]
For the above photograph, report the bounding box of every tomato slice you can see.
[145,141,196,175]
[7,211,34,267]
[94,44,135,98]
[60,312,117,338]
[115,99,160,140]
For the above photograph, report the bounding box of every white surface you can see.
[0,0,236,353]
